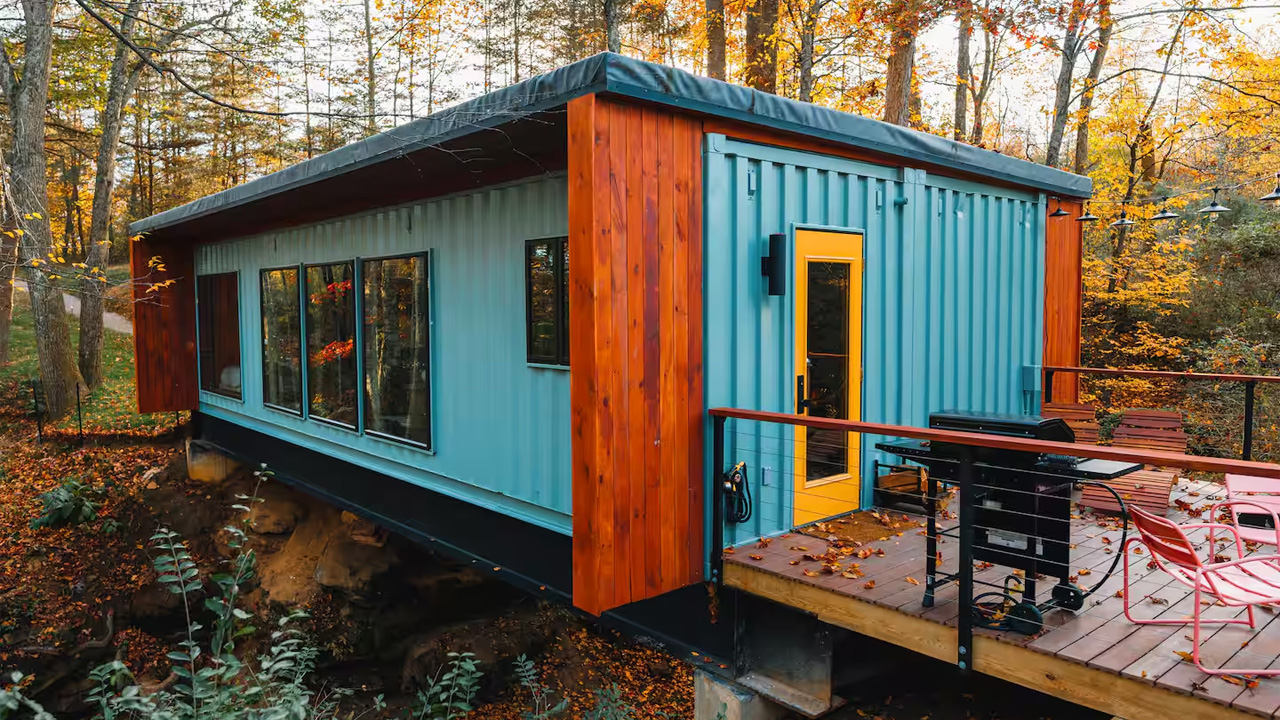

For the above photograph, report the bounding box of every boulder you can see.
[249,484,307,534]
[315,536,398,591]
[185,439,239,483]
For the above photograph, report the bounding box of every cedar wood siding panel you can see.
[568,94,705,616]
[1044,200,1083,403]
[131,236,198,412]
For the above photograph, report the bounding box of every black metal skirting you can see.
[194,412,735,662]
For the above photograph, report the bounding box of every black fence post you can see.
[76,382,84,446]
[1244,379,1257,461]
[711,414,727,585]
[957,446,975,671]
[30,380,43,442]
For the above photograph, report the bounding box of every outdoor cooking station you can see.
[876,410,1143,632]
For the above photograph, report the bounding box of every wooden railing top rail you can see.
[1043,365,1280,384]
[708,407,1280,479]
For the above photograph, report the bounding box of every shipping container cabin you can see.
[129,52,1091,624]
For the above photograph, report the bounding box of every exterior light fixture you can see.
[760,233,787,296]
[1110,204,1136,228]
[1261,173,1280,205]
[1198,187,1230,215]
[1077,202,1099,222]
[1049,197,1070,217]
[1151,197,1179,221]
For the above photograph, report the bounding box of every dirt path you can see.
[13,280,132,334]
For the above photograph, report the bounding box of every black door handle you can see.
[797,374,810,414]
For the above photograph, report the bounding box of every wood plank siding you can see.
[131,236,198,412]
[1044,199,1084,403]
[567,94,706,615]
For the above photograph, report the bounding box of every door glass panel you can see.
[806,261,850,482]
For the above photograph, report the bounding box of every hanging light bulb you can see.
[1261,173,1280,204]
[1077,202,1099,222]
[1198,187,1231,215]
[1151,197,1179,221]
[1110,203,1136,228]
[1049,197,1070,217]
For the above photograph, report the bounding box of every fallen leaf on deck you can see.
[863,580,876,590]
[906,576,920,585]
[749,554,763,561]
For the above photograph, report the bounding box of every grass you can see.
[0,291,182,438]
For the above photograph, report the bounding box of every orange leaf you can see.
[749,554,764,561]
[906,576,920,585]
[863,580,876,590]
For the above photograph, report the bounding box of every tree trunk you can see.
[705,0,725,80]
[743,0,778,92]
[1045,0,1084,167]
[364,0,376,135]
[797,0,818,102]
[79,0,144,388]
[1072,0,1111,175]
[954,3,971,140]
[10,0,85,417]
[604,0,621,52]
[0,225,16,365]
[883,26,916,126]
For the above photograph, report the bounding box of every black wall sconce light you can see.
[761,233,787,296]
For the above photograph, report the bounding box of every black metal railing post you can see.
[956,446,975,671]
[711,414,727,584]
[1244,379,1257,461]
[1044,368,1055,405]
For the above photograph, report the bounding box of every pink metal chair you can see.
[1226,473,1280,547]
[1123,504,1280,676]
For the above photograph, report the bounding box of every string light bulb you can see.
[1076,202,1099,222]
[1197,187,1230,215]
[1261,173,1280,205]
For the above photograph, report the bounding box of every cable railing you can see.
[709,406,1280,673]
[1043,365,1280,462]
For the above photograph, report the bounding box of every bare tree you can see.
[954,2,971,139]
[1072,0,1111,174]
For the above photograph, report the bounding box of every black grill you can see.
[876,410,1142,626]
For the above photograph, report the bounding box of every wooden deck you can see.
[723,476,1280,720]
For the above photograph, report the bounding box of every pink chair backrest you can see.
[1130,506,1202,570]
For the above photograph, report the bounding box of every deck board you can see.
[724,474,1280,720]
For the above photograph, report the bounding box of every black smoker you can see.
[876,410,1140,633]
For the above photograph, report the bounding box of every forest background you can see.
[0,0,1278,457]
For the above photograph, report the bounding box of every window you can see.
[261,267,303,412]
[196,273,242,399]
[525,237,569,365]
[306,262,358,426]
[362,255,431,447]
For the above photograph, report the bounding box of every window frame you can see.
[524,236,570,367]
[303,260,360,431]
[259,264,305,417]
[195,270,244,401]
[360,251,434,451]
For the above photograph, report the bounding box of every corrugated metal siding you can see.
[197,176,572,534]
[704,136,1046,545]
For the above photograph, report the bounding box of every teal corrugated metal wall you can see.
[196,176,572,534]
[704,135,1046,546]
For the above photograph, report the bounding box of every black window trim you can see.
[259,264,305,417]
[360,251,435,452]
[196,270,244,402]
[524,236,570,366]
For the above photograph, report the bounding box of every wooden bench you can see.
[1077,408,1183,517]
[1041,402,1100,444]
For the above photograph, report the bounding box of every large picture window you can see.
[362,255,432,447]
[261,267,303,412]
[306,262,358,426]
[197,272,242,399]
[525,237,569,365]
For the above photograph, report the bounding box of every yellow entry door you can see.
[793,229,864,527]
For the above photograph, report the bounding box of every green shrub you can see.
[30,479,101,529]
